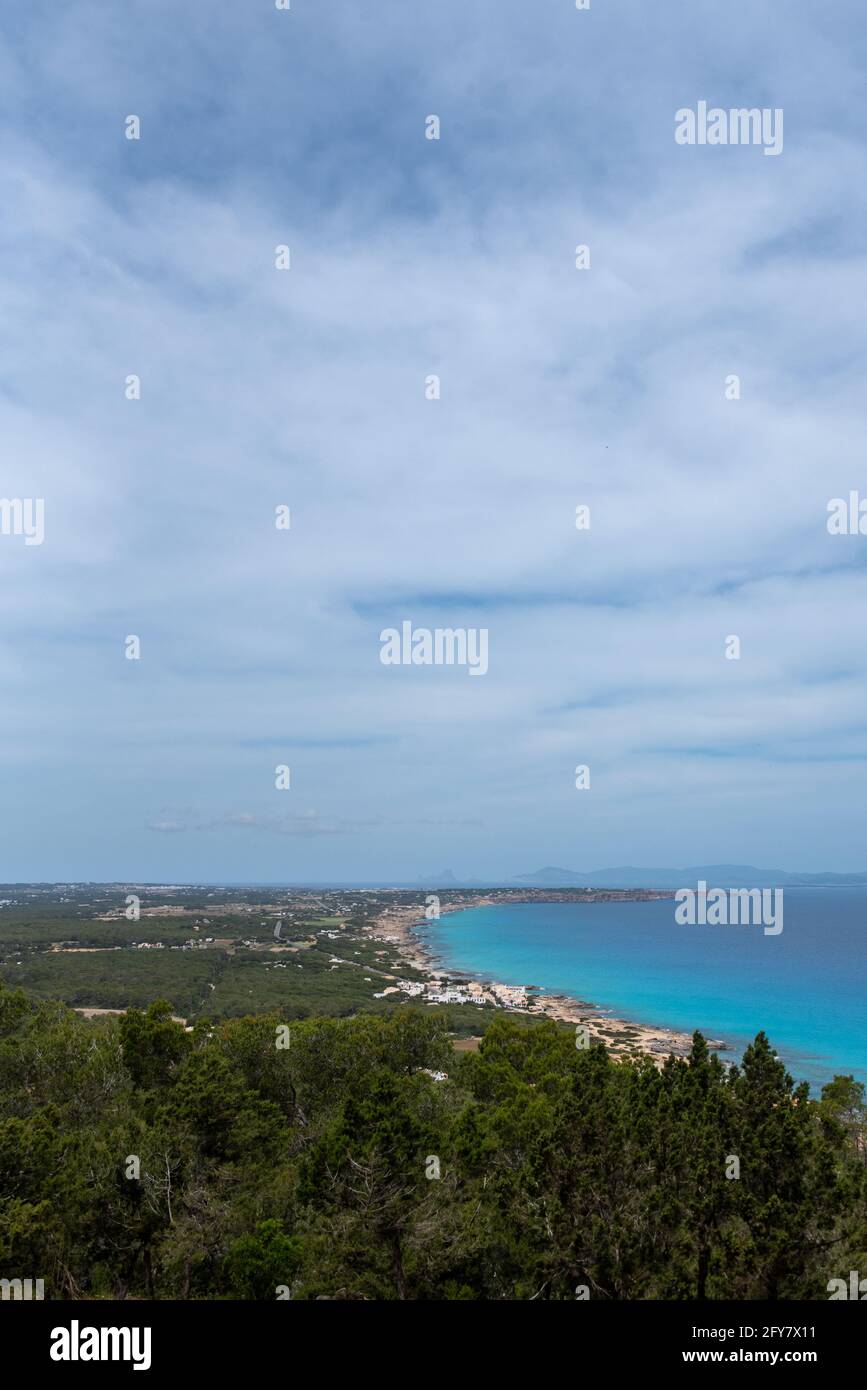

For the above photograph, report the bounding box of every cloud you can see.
[2,1,866,878]
[148,809,381,838]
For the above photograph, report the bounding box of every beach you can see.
[366,900,724,1063]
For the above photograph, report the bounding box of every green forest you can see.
[1,979,865,1300]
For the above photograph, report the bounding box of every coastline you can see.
[366,900,728,1063]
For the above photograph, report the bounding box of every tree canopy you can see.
[0,981,863,1300]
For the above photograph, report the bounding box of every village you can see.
[371,976,529,1010]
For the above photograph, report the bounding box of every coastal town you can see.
[366,897,725,1062]
[3,882,725,1064]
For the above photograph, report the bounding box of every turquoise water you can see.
[420,890,867,1091]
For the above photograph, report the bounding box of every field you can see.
[0,885,504,1037]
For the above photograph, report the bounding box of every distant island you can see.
[512,864,867,889]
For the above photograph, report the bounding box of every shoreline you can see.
[366,900,729,1063]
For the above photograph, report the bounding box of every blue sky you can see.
[1,0,867,882]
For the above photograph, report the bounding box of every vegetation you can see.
[1,979,864,1300]
[0,886,487,1033]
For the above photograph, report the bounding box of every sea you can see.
[419,888,867,1092]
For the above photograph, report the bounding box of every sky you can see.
[1,0,867,883]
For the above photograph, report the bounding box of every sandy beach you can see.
[366,901,727,1063]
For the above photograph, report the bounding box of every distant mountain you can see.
[416,868,465,886]
[513,864,867,889]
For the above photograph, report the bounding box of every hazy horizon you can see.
[7,861,867,889]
